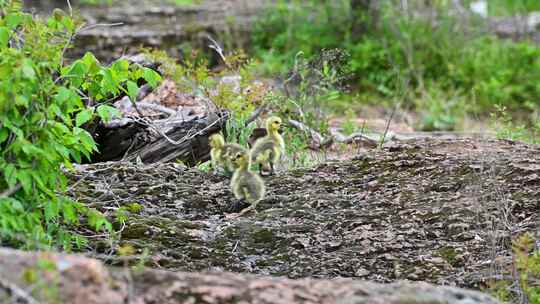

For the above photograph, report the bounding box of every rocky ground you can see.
[2,137,538,303]
[65,138,539,287]
[0,248,500,304]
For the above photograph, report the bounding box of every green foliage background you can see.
[252,0,540,132]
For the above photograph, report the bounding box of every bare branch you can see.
[79,22,124,33]
[139,112,228,146]
[205,35,230,68]
[66,0,73,17]
[244,105,266,127]
[288,119,324,145]
[283,51,304,98]
[380,104,397,148]
[137,102,177,116]
[59,22,124,67]
[0,183,22,199]
[329,129,379,146]
[0,277,40,304]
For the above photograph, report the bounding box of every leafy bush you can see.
[512,234,540,303]
[143,48,263,120]
[252,0,353,75]
[490,234,540,303]
[491,105,540,144]
[487,0,540,15]
[252,0,540,125]
[0,2,160,249]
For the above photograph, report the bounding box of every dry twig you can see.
[0,183,22,199]
[0,277,40,304]
[288,119,324,145]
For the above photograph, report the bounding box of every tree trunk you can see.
[350,0,379,40]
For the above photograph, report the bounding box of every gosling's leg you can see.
[229,199,249,213]
[238,205,257,216]
[223,168,233,178]
[259,163,271,177]
[269,162,275,176]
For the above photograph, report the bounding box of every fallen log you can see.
[90,76,228,165]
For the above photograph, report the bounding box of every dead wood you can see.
[90,76,227,165]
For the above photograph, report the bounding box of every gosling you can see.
[208,133,247,174]
[230,151,265,215]
[250,116,285,176]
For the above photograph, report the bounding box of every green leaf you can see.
[16,170,32,194]
[65,60,87,77]
[65,61,88,87]
[126,80,139,102]
[142,68,161,88]
[69,149,82,163]
[0,128,8,144]
[21,143,45,158]
[100,68,118,95]
[55,87,72,103]
[29,170,48,193]
[15,95,29,107]
[44,200,60,222]
[81,52,100,74]
[4,164,17,188]
[61,17,75,32]
[75,108,94,127]
[112,59,129,73]
[8,198,24,212]
[96,105,120,123]
[74,127,97,153]
[5,13,23,29]
[0,27,9,48]
[88,210,111,232]
[21,59,36,80]
[47,104,62,120]
[54,145,71,159]
[62,201,78,224]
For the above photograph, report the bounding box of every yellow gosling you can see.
[230,151,265,215]
[250,116,285,176]
[209,133,247,174]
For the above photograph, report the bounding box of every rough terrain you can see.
[0,247,500,304]
[66,138,539,290]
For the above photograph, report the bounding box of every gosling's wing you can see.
[210,148,224,164]
[230,171,245,199]
[250,138,275,161]
[246,172,265,202]
[238,172,263,203]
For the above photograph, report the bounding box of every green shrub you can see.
[253,0,540,123]
[490,234,540,303]
[0,1,160,249]
[252,0,353,75]
[491,105,540,144]
[512,234,540,303]
[487,0,540,16]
